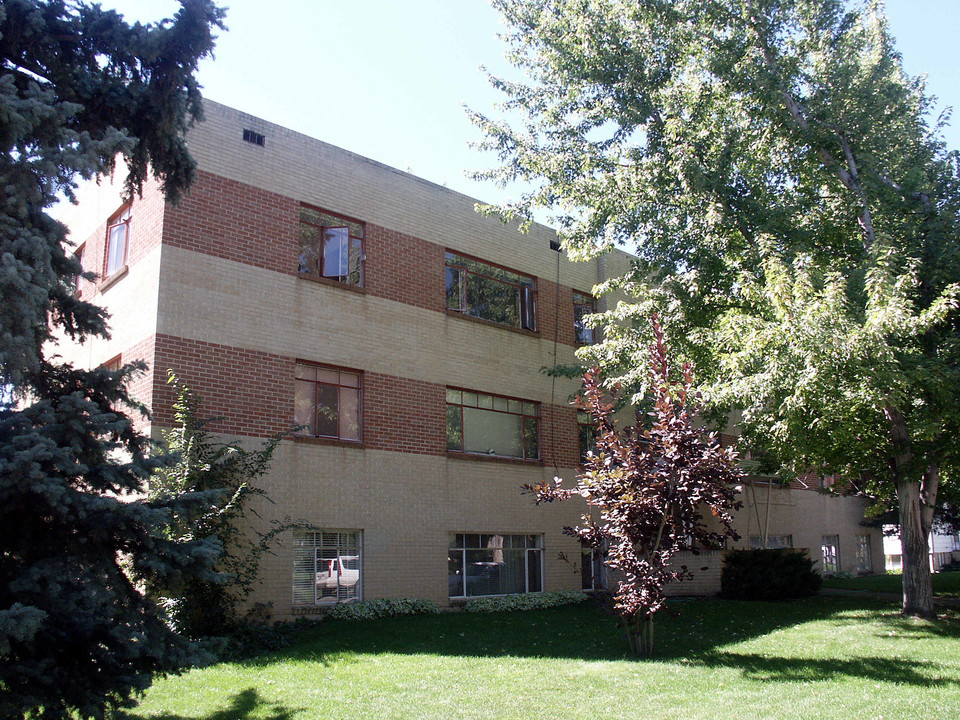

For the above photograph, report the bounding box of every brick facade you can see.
[57,100,883,617]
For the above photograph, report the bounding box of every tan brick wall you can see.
[53,101,882,616]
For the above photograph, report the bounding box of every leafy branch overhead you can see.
[481,0,960,619]
[527,316,742,655]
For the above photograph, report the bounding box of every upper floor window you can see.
[573,291,596,344]
[294,362,361,441]
[578,410,597,463]
[105,205,131,277]
[299,205,364,287]
[445,252,536,331]
[446,388,538,460]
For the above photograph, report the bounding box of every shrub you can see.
[324,597,442,621]
[461,590,589,613]
[720,549,822,600]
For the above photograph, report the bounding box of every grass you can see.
[123,596,960,720]
[822,571,960,597]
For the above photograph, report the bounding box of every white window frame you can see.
[293,530,362,605]
[448,533,543,598]
[105,205,131,277]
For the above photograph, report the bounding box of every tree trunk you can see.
[627,613,655,657]
[886,403,938,619]
[898,477,935,618]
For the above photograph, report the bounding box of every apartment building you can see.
[59,101,882,618]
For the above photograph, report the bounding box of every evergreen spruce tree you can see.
[0,1,225,717]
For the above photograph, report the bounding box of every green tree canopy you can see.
[473,0,960,617]
[0,1,225,717]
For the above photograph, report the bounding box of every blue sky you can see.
[103,0,960,212]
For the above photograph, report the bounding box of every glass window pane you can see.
[316,368,339,384]
[448,549,464,596]
[323,227,348,278]
[464,550,500,597]
[493,396,508,412]
[294,380,315,434]
[315,384,339,437]
[340,388,360,441]
[298,223,320,274]
[462,392,478,407]
[478,393,493,409]
[300,206,321,224]
[523,416,539,459]
[498,549,526,594]
[467,273,519,326]
[340,371,360,388]
[446,266,463,311]
[107,224,127,275]
[527,550,542,592]
[446,405,463,451]
[508,399,522,414]
[523,402,537,416]
[446,388,461,404]
[464,407,522,456]
[348,237,363,285]
[295,363,316,381]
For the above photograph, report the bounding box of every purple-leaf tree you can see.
[528,316,743,656]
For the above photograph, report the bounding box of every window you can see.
[856,534,872,573]
[298,205,364,286]
[294,362,361,441]
[578,410,597,463]
[445,252,536,331]
[821,535,840,574]
[105,205,131,277]
[448,533,542,598]
[293,530,361,605]
[573,291,596,344]
[446,388,538,459]
[581,541,606,591]
[749,535,794,549]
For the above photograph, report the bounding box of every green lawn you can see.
[124,596,960,720]
[822,571,960,597]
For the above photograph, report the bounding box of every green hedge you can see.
[720,549,822,600]
[324,597,442,621]
[461,590,589,613]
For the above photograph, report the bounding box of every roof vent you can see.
[242,129,265,147]
[549,240,562,252]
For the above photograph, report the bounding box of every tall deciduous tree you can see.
[527,317,742,656]
[473,0,960,618]
[0,2,225,717]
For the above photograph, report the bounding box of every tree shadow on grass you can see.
[685,650,957,687]
[123,687,301,720]
[233,596,960,689]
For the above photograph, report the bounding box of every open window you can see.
[105,205,131,277]
[298,205,364,286]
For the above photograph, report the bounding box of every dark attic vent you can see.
[242,128,266,147]
[549,240,562,252]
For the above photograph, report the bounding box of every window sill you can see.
[445,309,539,337]
[98,265,128,292]
[292,434,364,448]
[298,272,367,294]
[446,451,543,466]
